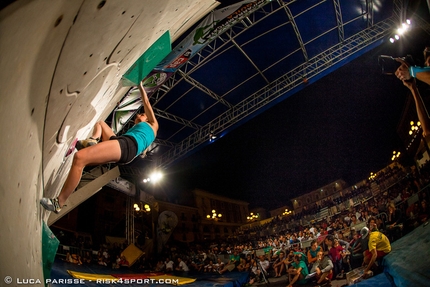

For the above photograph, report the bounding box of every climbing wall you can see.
[0,0,218,283]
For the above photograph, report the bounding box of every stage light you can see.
[389,38,395,43]
[397,27,405,35]
[394,34,400,40]
[149,171,163,183]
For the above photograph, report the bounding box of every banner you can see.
[156,0,269,72]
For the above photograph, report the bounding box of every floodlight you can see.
[149,171,163,183]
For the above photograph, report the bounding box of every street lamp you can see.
[247,212,259,221]
[391,151,401,161]
[406,121,422,151]
[134,202,151,213]
[282,209,292,216]
[207,209,222,221]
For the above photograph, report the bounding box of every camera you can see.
[378,55,414,75]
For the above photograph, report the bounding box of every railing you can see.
[56,244,97,261]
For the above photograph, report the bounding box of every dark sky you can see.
[155,16,430,211]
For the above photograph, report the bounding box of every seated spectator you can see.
[325,235,342,278]
[244,253,254,271]
[165,257,174,272]
[214,258,225,273]
[307,240,323,268]
[155,260,165,272]
[349,214,361,228]
[66,252,82,265]
[236,257,247,272]
[248,261,262,284]
[112,255,121,269]
[175,257,189,272]
[273,250,286,277]
[405,201,420,232]
[258,255,270,278]
[348,229,363,268]
[310,250,333,286]
[418,199,430,223]
[82,251,92,264]
[204,260,215,273]
[218,250,240,274]
[287,254,309,287]
[119,255,129,267]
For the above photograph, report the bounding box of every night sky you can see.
[155,19,430,211]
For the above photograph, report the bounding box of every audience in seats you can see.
[51,161,430,286]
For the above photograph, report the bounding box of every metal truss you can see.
[177,70,232,108]
[156,14,398,168]
[413,14,430,36]
[333,0,345,43]
[153,107,201,130]
[152,1,285,104]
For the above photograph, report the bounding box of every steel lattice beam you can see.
[280,1,308,61]
[153,107,201,130]
[156,14,398,168]
[333,0,345,43]
[177,70,232,108]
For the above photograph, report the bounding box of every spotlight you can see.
[389,38,395,43]
[150,171,163,183]
[394,34,400,40]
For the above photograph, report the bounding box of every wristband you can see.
[409,66,430,77]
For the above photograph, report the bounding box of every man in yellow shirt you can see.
[361,217,391,275]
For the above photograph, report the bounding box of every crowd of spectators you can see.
[150,161,429,286]
[55,160,430,286]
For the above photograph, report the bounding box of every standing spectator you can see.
[385,202,402,241]
[361,217,391,277]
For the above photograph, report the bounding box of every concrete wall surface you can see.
[0,0,217,281]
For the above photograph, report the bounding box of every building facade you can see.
[291,179,348,214]
[192,189,249,240]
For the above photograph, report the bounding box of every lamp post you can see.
[406,121,421,151]
[282,208,292,216]
[206,209,222,221]
[391,151,401,161]
[247,212,259,222]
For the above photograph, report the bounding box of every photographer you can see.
[396,47,430,85]
[395,47,430,139]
